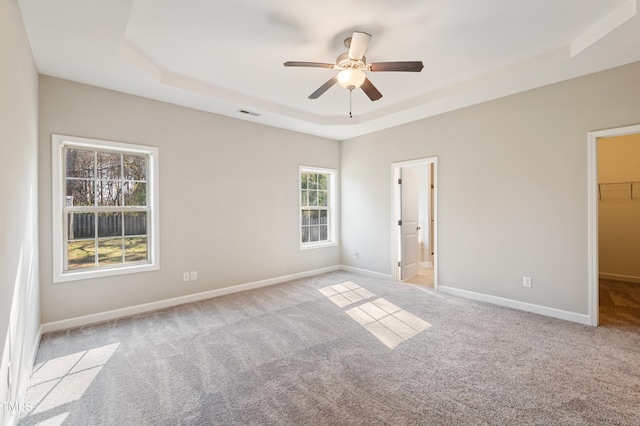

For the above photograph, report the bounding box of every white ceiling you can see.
[18,0,640,140]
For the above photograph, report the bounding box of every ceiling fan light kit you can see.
[284,31,424,117]
[337,68,366,90]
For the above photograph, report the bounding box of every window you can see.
[52,134,159,282]
[299,166,336,249]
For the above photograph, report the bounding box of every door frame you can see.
[391,157,438,289]
[587,123,640,326]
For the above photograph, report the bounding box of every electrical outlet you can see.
[523,276,532,288]
[190,271,198,281]
[183,272,190,282]
[352,250,359,258]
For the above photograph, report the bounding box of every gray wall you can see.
[0,0,40,423]
[39,76,340,323]
[341,61,640,316]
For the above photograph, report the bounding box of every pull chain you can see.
[349,88,353,119]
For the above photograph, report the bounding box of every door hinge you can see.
[397,261,401,267]
[398,178,402,184]
[398,220,402,226]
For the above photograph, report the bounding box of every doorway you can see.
[588,124,640,326]
[391,157,437,289]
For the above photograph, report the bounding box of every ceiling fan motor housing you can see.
[336,52,366,70]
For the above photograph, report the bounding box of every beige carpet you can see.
[19,271,640,425]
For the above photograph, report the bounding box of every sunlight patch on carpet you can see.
[318,281,375,307]
[320,282,431,349]
[346,298,431,349]
[20,342,120,424]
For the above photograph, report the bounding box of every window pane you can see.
[318,173,328,190]
[123,154,147,181]
[66,149,94,178]
[55,135,158,281]
[310,226,319,242]
[302,210,310,226]
[97,181,122,206]
[98,212,122,237]
[318,191,327,206]
[68,240,95,270]
[319,210,328,225]
[98,238,123,266]
[299,168,334,248]
[125,237,148,263]
[124,181,147,206]
[66,179,95,206]
[308,173,318,190]
[320,225,328,241]
[97,152,121,180]
[68,213,94,240]
[310,210,319,225]
[124,212,147,236]
[309,190,317,206]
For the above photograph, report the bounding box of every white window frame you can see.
[52,134,160,283]
[299,165,337,250]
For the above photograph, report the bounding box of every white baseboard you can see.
[340,265,393,280]
[17,327,42,418]
[599,272,640,284]
[41,265,342,333]
[420,261,433,268]
[438,286,591,325]
[5,326,42,426]
[30,326,41,367]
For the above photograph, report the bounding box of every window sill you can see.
[53,262,159,283]
[300,241,338,251]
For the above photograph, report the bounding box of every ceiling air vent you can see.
[238,109,260,117]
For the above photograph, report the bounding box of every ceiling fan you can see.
[284,31,424,104]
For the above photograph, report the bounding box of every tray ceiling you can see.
[18,0,640,140]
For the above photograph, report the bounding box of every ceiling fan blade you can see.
[348,31,371,61]
[369,61,424,72]
[309,76,338,99]
[360,78,382,101]
[283,61,335,69]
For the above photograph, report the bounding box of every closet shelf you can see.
[598,181,640,200]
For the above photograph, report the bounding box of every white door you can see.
[401,168,420,280]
